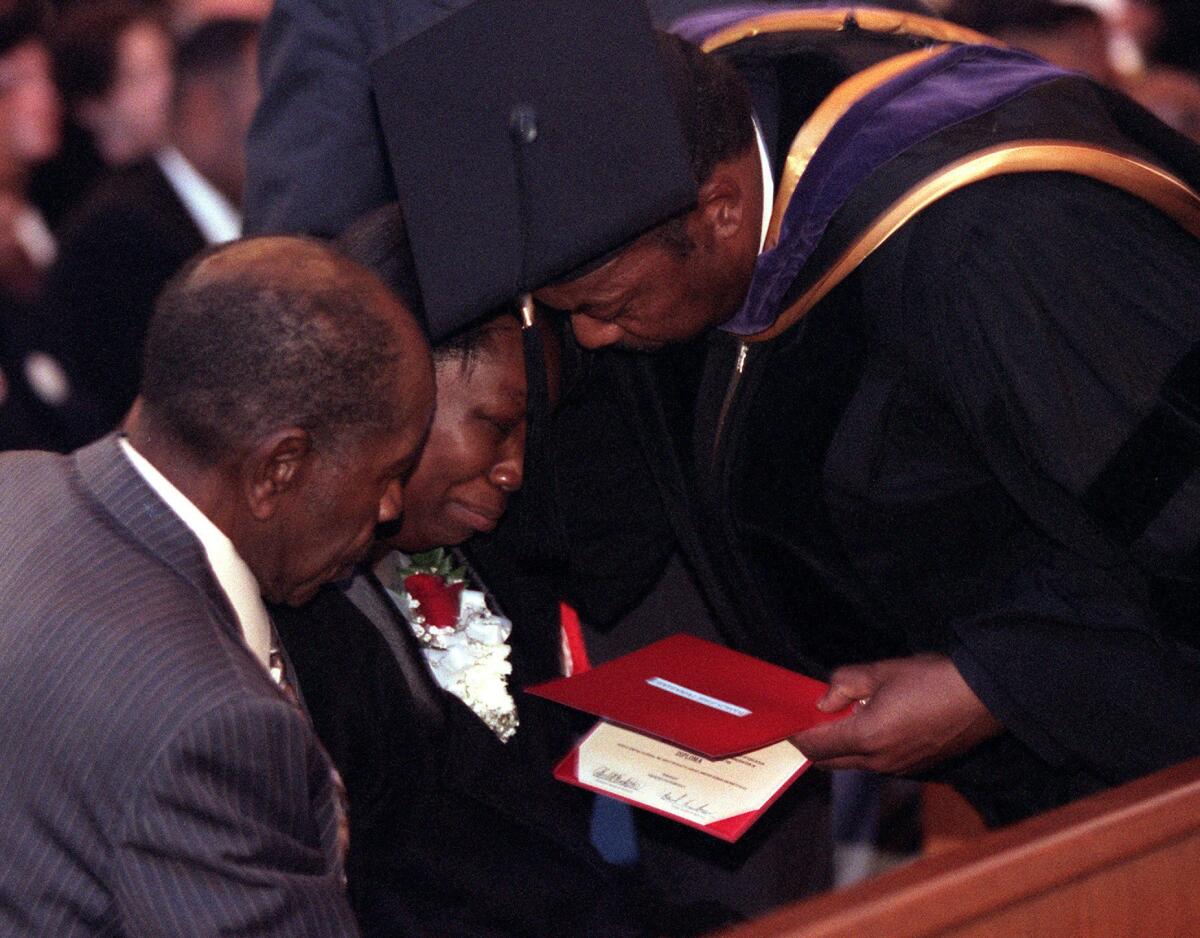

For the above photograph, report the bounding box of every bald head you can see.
[182,235,396,309]
[139,235,431,461]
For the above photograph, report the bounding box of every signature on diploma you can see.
[593,766,642,791]
[661,791,714,817]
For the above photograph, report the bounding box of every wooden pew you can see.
[716,757,1200,938]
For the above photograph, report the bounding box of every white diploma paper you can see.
[575,721,808,829]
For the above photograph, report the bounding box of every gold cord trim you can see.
[745,141,1200,343]
[700,8,1003,55]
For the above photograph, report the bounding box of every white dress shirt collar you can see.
[155,147,242,245]
[119,438,272,672]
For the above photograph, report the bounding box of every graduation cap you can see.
[368,0,698,340]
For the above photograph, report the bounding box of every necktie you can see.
[269,637,351,870]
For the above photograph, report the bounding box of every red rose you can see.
[404,573,464,627]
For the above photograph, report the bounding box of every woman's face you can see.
[392,318,528,552]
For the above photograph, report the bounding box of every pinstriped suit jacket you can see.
[0,434,360,937]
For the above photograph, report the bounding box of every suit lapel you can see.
[342,570,447,729]
[73,433,242,644]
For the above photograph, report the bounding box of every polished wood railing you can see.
[716,757,1200,937]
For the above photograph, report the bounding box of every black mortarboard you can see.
[369,0,697,339]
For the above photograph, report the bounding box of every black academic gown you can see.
[558,35,1200,827]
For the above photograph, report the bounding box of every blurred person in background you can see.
[171,0,271,31]
[56,1,172,168]
[0,0,100,452]
[1107,0,1200,142]
[946,0,1200,141]
[1153,0,1200,75]
[42,15,260,445]
[1034,0,1200,141]
[1126,64,1200,140]
[944,0,1120,82]
[0,0,58,300]
[35,0,173,226]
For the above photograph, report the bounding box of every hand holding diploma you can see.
[791,653,1003,775]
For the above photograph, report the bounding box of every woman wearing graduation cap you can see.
[271,203,736,938]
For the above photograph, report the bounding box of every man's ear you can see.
[242,427,313,521]
[696,157,749,244]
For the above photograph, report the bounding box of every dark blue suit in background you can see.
[0,435,358,936]
[245,0,750,237]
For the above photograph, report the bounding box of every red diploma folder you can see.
[528,634,843,757]
[527,635,848,841]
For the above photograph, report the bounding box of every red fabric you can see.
[558,602,591,676]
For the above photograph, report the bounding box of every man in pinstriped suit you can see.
[0,236,434,936]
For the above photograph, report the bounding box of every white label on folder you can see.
[646,677,752,717]
[576,722,806,825]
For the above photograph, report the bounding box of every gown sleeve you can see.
[891,171,1200,784]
